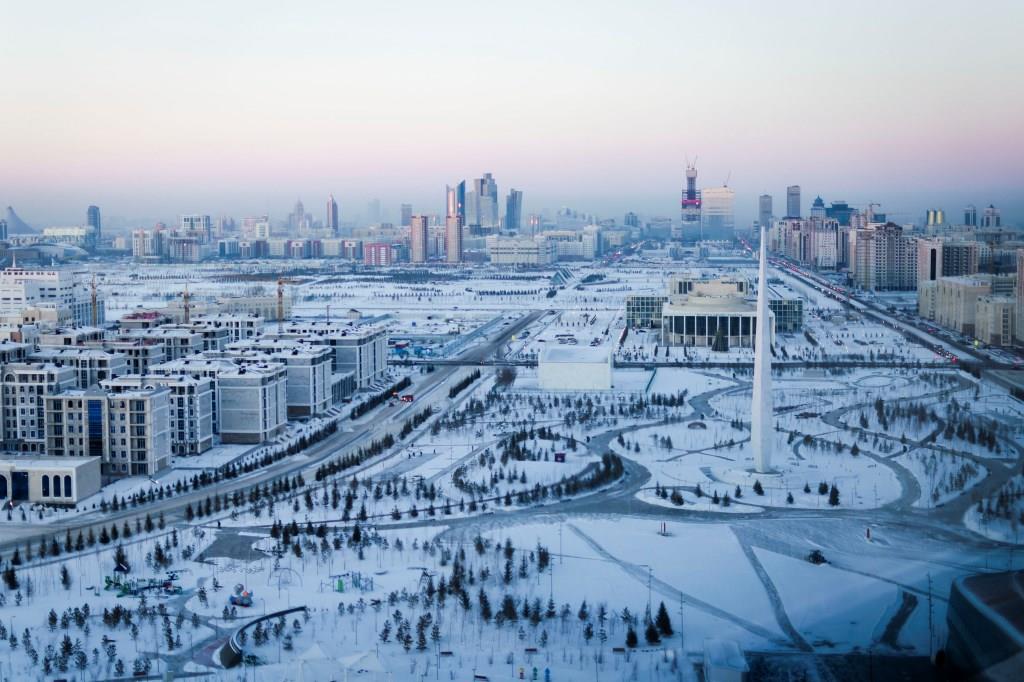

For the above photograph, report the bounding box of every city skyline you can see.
[2,2,1022,226]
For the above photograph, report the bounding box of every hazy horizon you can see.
[2,1,1022,228]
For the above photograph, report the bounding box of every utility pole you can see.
[927,572,934,660]
[277,277,285,334]
[90,273,98,327]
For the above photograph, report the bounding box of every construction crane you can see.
[181,283,192,323]
[276,277,301,333]
[90,274,99,327]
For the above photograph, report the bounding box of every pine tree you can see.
[752,480,764,496]
[645,621,661,644]
[655,602,673,637]
[60,565,71,590]
[828,484,840,507]
[625,625,638,648]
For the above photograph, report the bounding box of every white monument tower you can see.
[751,224,773,473]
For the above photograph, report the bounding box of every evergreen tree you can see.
[828,484,840,507]
[625,625,638,648]
[645,621,661,644]
[655,602,673,637]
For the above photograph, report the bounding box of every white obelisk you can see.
[751,224,773,473]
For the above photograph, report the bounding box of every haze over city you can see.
[1,3,1024,681]
[2,0,1023,226]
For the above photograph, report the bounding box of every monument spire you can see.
[751,224,773,473]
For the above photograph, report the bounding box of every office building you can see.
[326,194,339,235]
[180,215,212,241]
[786,185,801,218]
[486,235,556,265]
[505,189,523,232]
[964,205,978,227]
[974,297,1016,347]
[926,209,945,226]
[445,216,463,263]
[0,267,103,327]
[410,215,429,263]
[700,186,736,241]
[981,205,1001,228]
[399,203,412,227]
[364,242,393,266]
[45,384,171,478]
[446,182,466,221]
[917,239,979,289]
[1,362,77,452]
[758,194,772,233]
[87,205,101,244]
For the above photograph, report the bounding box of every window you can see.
[53,476,61,497]
[41,475,49,496]
[64,476,72,498]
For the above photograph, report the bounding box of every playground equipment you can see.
[229,583,254,607]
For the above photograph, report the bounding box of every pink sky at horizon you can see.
[2,1,1022,226]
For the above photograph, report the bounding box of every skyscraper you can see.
[981,205,1001,228]
[504,189,523,233]
[366,199,381,225]
[87,205,101,243]
[751,224,773,473]
[289,199,305,232]
[446,182,465,221]
[472,173,499,229]
[758,194,772,232]
[700,186,735,241]
[400,203,412,227]
[445,216,463,263]
[810,196,826,219]
[326,195,339,235]
[786,185,801,218]
[925,209,945,227]
[678,163,701,242]
[964,205,978,226]
[410,215,428,263]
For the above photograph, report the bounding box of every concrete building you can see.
[1017,249,1024,344]
[975,296,1016,347]
[1,362,77,452]
[29,347,129,388]
[700,186,736,241]
[661,274,773,350]
[486,235,556,265]
[849,223,918,291]
[445,216,463,263]
[758,194,772,234]
[540,230,599,260]
[786,185,801,218]
[215,362,288,444]
[538,346,612,391]
[123,327,205,361]
[409,216,429,263]
[218,339,333,417]
[191,313,264,343]
[84,339,166,376]
[934,275,1000,336]
[0,267,103,327]
[45,384,171,478]
[0,456,101,506]
[103,374,214,456]
[625,295,668,328]
[266,322,387,390]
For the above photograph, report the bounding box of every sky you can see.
[1,0,1023,229]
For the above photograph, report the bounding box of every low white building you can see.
[192,313,264,343]
[538,345,613,391]
[0,456,101,506]
[486,235,556,265]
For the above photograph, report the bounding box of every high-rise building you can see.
[1016,249,1024,343]
[0,219,7,241]
[365,199,381,225]
[410,215,429,263]
[505,189,523,233]
[678,164,701,242]
[289,200,305,231]
[326,195,339,235]
[964,205,978,226]
[87,205,101,244]
[810,196,826,219]
[825,200,855,226]
[786,185,801,218]
[400,203,412,227]
[849,223,918,291]
[758,194,772,233]
[180,215,212,242]
[700,186,735,241]
[926,208,945,226]
[445,216,463,263]
[981,204,1001,228]
[472,173,499,229]
[528,214,542,236]
[624,212,640,229]
[446,181,466,221]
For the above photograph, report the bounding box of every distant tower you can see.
[758,194,772,233]
[786,186,801,218]
[810,196,826,219]
[400,203,413,227]
[505,189,523,233]
[679,163,702,242]
[964,205,978,227]
[446,182,465,221]
[326,195,339,235]
[410,215,428,263]
[87,205,101,243]
[445,216,463,263]
[981,205,1001,228]
[751,224,773,473]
